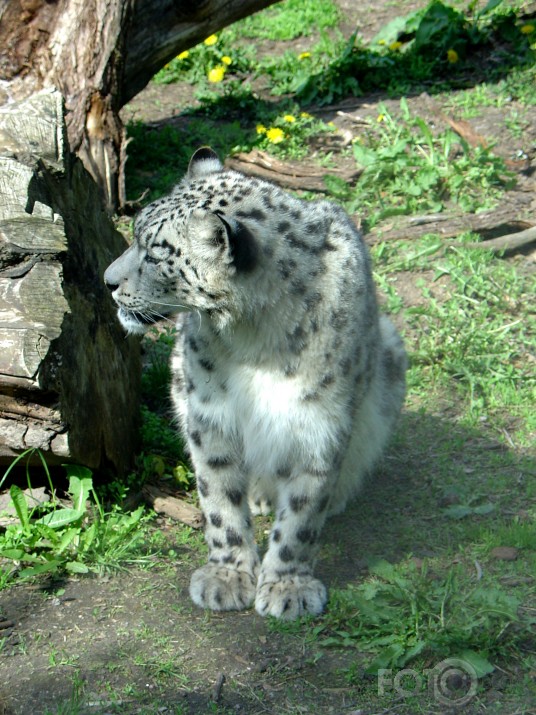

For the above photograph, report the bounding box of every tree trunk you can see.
[0,0,279,212]
[0,89,140,473]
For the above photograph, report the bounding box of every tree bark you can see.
[0,0,279,212]
[0,89,141,473]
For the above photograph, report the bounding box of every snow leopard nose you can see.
[103,270,119,293]
[104,243,139,292]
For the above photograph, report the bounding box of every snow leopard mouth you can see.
[117,307,157,335]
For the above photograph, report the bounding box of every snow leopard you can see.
[104,147,407,620]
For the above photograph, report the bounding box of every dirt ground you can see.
[1,412,534,715]
[1,1,535,713]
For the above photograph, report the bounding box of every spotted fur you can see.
[104,147,407,620]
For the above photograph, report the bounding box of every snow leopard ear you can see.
[187,147,223,179]
[187,210,258,273]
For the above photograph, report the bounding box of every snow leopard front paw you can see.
[255,574,327,620]
[190,564,258,611]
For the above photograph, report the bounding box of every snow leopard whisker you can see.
[150,300,190,310]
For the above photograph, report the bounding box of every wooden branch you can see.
[365,194,534,245]
[123,0,279,104]
[225,149,361,192]
[143,484,203,529]
[452,225,536,253]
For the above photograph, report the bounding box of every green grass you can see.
[317,559,524,672]
[151,0,535,108]
[324,98,514,227]
[128,0,534,203]
[371,235,536,440]
[233,0,341,40]
[0,456,154,588]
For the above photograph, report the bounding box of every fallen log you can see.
[451,225,536,254]
[225,149,361,192]
[365,192,535,245]
[0,90,140,473]
[143,483,203,529]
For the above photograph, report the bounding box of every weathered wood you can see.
[225,149,361,192]
[0,90,140,473]
[451,225,536,254]
[0,0,280,211]
[143,484,203,529]
[365,191,535,245]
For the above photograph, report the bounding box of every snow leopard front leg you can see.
[255,470,332,620]
[187,420,260,612]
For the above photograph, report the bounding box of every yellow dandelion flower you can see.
[204,34,218,46]
[177,50,189,60]
[266,127,285,144]
[377,113,385,123]
[256,124,267,135]
[208,65,226,83]
[447,49,459,63]
[520,23,535,34]
[389,41,403,51]
[221,55,232,65]
[298,51,311,60]
[283,114,296,123]
[300,111,312,119]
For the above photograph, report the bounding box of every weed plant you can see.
[315,559,522,675]
[0,453,151,587]
[137,328,195,490]
[294,1,535,104]
[153,0,534,108]
[324,99,514,227]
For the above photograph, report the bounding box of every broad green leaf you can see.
[57,527,80,554]
[0,548,27,560]
[479,0,503,15]
[352,143,378,167]
[120,506,145,528]
[65,561,90,574]
[370,8,425,46]
[370,15,411,46]
[68,476,92,515]
[79,522,97,552]
[64,464,93,481]
[36,507,85,529]
[442,504,474,519]
[456,649,495,677]
[415,2,463,47]
[19,560,62,578]
[400,640,427,666]
[472,503,495,515]
[9,485,29,530]
[365,643,406,674]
